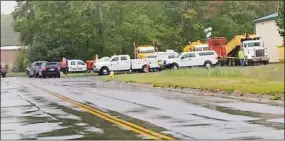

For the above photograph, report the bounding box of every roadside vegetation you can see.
[108,64,284,98]
[6,72,26,77]
[12,1,280,61]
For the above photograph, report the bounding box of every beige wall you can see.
[255,20,283,63]
[1,49,20,69]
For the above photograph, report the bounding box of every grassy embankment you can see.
[105,64,284,99]
[5,72,26,77]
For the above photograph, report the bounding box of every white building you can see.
[253,13,283,63]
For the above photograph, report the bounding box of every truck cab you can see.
[68,60,87,72]
[241,38,269,64]
[135,46,156,59]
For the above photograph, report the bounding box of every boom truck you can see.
[133,42,157,59]
[133,41,179,68]
[184,33,269,66]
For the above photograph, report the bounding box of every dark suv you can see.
[0,65,7,77]
[39,62,61,78]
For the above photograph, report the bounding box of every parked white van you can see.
[68,59,87,72]
[165,51,218,69]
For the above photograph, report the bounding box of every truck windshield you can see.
[168,54,179,59]
[46,62,58,65]
[246,42,260,47]
[139,50,155,53]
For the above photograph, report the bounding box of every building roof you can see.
[1,46,28,50]
[253,13,278,23]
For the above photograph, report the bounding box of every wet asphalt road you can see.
[1,77,284,139]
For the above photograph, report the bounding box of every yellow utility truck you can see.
[133,42,157,59]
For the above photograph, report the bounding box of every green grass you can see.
[105,64,284,96]
[6,72,26,77]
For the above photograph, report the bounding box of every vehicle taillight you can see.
[57,66,60,71]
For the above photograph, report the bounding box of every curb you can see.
[106,80,284,107]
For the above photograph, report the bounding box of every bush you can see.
[12,50,30,72]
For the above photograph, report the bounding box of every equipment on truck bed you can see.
[183,40,208,52]
[183,33,269,66]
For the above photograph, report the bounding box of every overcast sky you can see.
[1,1,17,14]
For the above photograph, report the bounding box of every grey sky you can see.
[1,1,17,14]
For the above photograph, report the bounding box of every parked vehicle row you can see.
[25,49,219,78]
[93,50,218,75]
[27,61,61,78]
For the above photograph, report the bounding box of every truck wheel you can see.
[172,64,179,70]
[263,61,269,65]
[204,61,212,69]
[100,67,109,75]
[142,65,149,73]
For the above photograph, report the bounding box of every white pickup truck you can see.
[165,50,218,69]
[93,55,160,75]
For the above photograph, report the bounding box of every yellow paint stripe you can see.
[31,85,175,140]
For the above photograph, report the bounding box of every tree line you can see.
[12,1,281,62]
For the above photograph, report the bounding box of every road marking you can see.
[31,84,175,140]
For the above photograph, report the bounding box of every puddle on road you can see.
[175,96,284,129]
[215,106,284,121]
[174,123,211,127]
[249,119,284,130]
[35,102,143,140]
[230,136,264,140]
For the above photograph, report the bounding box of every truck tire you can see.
[172,63,179,70]
[100,67,109,75]
[142,65,149,73]
[29,72,33,78]
[204,61,212,69]
[263,60,269,65]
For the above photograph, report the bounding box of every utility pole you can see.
[97,1,104,54]
[98,1,103,23]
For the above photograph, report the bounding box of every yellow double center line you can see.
[32,84,175,140]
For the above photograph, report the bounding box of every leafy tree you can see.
[276,0,284,44]
[12,1,279,61]
[12,49,29,72]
